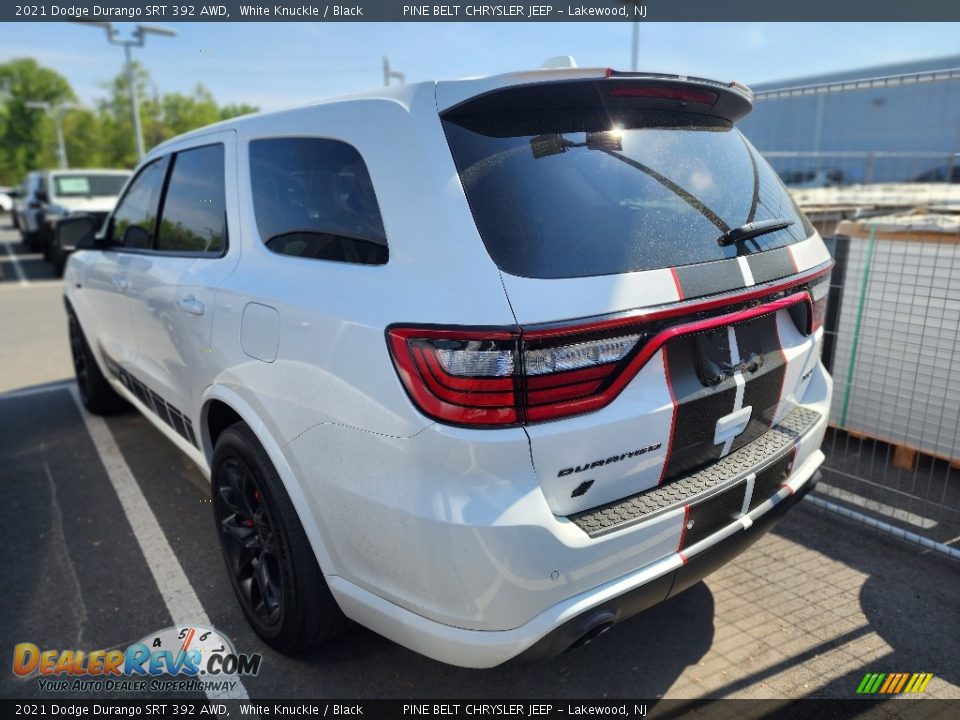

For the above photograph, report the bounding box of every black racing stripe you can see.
[746,246,797,284]
[674,257,745,300]
[681,478,748,549]
[663,331,738,480]
[749,449,795,512]
[730,313,788,453]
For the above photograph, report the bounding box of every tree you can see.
[0,58,259,182]
[0,58,75,184]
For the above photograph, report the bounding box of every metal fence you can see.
[746,67,960,556]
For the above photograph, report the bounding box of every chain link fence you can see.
[744,66,960,556]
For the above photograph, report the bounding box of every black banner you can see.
[4,0,960,23]
[2,699,958,720]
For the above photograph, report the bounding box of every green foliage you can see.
[0,58,75,185]
[0,58,259,185]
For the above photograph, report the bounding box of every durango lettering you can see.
[558,444,663,477]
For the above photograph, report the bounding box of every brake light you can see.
[808,272,831,332]
[386,327,521,426]
[608,86,718,105]
[387,283,818,427]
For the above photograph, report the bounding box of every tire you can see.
[68,311,127,415]
[51,242,66,277]
[212,422,350,654]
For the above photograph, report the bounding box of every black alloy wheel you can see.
[215,456,285,627]
[68,314,91,405]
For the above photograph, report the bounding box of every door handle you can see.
[112,275,129,292]
[177,295,205,316]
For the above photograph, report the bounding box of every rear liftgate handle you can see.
[714,405,753,446]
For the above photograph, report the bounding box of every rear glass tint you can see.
[442,110,814,279]
[249,138,387,265]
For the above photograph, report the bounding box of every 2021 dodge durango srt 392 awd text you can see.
[61,66,833,668]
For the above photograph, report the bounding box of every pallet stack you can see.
[827,212,960,470]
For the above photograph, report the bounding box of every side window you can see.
[156,144,227,254]
[112,157,168,249]
[249,137,387,265]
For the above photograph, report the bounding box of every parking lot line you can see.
[2,240,29,286]
[68,385,250,701]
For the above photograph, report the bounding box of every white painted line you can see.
[69,385,250,701]
[736,255,755,286]
[3,240,29,286]
[720,325,746,457]
[740,472,757,518]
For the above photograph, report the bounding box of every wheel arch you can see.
[200,386,339,574]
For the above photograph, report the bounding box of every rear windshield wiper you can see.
[717,218,794,247]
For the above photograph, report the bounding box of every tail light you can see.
[387,277,824,427]
[808,272,831,332]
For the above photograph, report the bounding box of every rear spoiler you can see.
[438,69,754,126]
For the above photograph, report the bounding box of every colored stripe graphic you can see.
[857,672,932,694]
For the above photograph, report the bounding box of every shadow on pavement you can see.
[288,581,716,698]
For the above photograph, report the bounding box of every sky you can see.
[1,22,959,111]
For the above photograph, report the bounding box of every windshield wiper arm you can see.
[717,218,793,247]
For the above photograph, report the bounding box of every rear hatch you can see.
[439,73,831,516]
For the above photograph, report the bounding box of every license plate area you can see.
[680,478,748,550]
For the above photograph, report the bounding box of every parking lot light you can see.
[74,21,178,161]
[24,100,83,169]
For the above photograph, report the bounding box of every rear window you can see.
[442,110,814,279]
[53,174,128,197]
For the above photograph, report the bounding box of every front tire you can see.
[68,312,126,415]
[212,422,350,654]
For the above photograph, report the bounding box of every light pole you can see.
[25,101,83,169]
[631,22,639,71]
[382,56,405,87]
[77,21,177,160]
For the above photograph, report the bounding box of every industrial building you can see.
[740,54,960,184]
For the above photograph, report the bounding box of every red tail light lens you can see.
[808,272,831,332]
[386,327,521,426]
[387,269,829,427]
[608,86,718,105]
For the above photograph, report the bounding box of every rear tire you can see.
[68,312,126,415]
[212,422,350,654]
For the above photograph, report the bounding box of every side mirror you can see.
[121,225,151,249]
[56,214,98,252]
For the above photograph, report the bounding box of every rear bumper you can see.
[522,465,820,660]
[326,445,824,668]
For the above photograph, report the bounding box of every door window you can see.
[112,157,169,249]
[156,144,227,254]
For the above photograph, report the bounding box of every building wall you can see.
[739,55,960,183]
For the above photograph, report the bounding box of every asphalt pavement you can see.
[1,220,958,702]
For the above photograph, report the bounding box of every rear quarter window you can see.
[249,138,387,266]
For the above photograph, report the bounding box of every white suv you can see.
[60,67,833,668]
